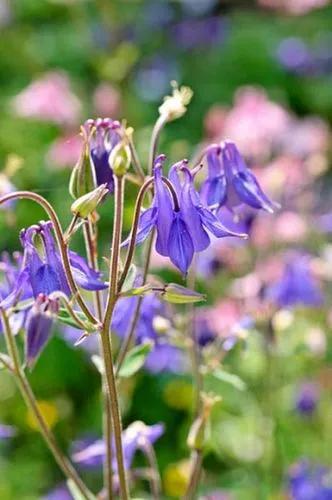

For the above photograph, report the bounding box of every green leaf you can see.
[57,308,97,332]
[160,283,206,304]
[121,263,137,292]
[118,341,153,378]
[212,368,247,391]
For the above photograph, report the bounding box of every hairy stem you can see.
[0,191,97,325]
[83,219,114,499]
[0,308,94,500]
[102,176,129,500]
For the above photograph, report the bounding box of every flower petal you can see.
[197,205,247,239]
[167,212,194,274]
[232,170,275,213]
[154,164,174,256]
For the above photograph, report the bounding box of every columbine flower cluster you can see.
[0,83,277,499]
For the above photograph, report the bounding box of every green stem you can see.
[0,191,97,325]
[115,230,154,376]
[184,265,203,500]
[148,115,167,173]
[83,220,114,500]
[142,441,161,500]
[0,308,94,500]
[102,175,129,500]
[183,451,203,500]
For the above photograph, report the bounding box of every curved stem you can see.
[0,191,97,325]
[83,219,114,500]
[102,176,129,500]
[128,136,145,182]
[0,308,94,500]
[148,115,167,174]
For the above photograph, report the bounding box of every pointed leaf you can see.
[118,341,154,378]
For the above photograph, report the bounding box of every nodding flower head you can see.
[122,155,246,275]
[25,293,59,369]
[201,141,277,213]
[0,220,107,306]
[83,118,122,193]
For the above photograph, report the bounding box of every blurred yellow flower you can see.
[163,379,193,411]
[26,400,59,430]
[163,459,191,498]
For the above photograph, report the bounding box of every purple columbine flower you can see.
[267,254,324,308]
[72,421,164,472]
[0,221,107,309]
[295,382,320,416]
[123,155,245,274]
[84,118,122,193]
[288,461,332,499]
[25,294,59,368]
[201,141,276,214]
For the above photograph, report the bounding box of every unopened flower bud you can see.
[71,184,108,218]
[161,283,205,304]
[69,129,96,199]
[159,81,193,122]
[109,141,131,177]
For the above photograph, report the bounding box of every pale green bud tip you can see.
[158,81,193,122]
[71,184,108,218]
[109,142,131,177]
[160,283,206,304]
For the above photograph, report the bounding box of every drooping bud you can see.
[109,141,131,177]
[71,184,108,219]
[159,81,193,122]
[25,294,59,369]
[160,283,206,304]
[69,126,96,199]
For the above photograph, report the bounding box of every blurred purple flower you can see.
[134,56,180,102]
[42,484,72,500]
[267,254,324,308]
[276,37,313,74]
[113,290,185,374]
[12,71,81,126]
[72,421,164,472]
[172,17,226,50]
[288,461,332,499]
[0,424,16,439]
[295,382,320,416]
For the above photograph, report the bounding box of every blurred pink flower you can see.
[12,71,81,126]
[46,133,82,169]
[251,211,308,247]
[204,87,290,160]
[278,117,330,158]
[258,0,329,15]
[93,83,121,118]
